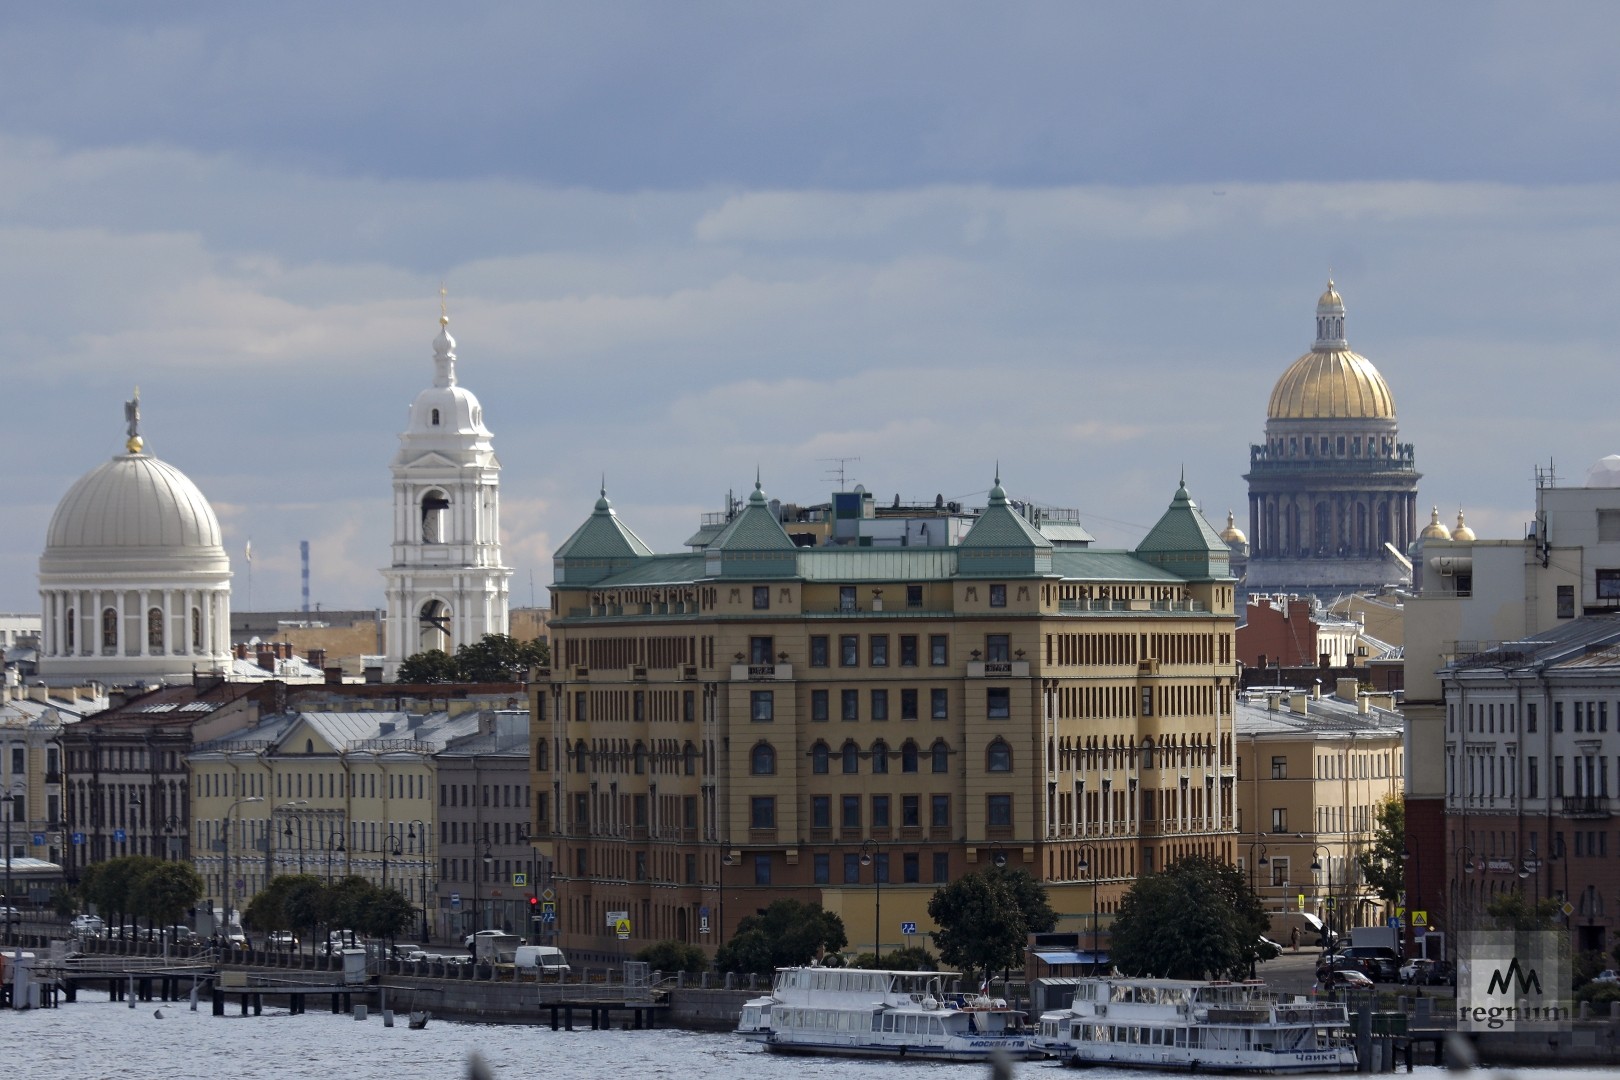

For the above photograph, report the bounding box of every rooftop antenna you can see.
[821,456,860,491]
[300,540,311,613]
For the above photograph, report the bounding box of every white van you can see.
[513,945,571,977]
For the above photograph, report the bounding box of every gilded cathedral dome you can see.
[1266,282,1397,421]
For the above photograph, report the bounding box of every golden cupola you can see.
[1420,506,1452,542]
[1266,281,1397,421]
[1220,510,1247,546]
[1451,509,1476,542]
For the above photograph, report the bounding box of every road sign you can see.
[542,888,554,901]
[450,892,462,911]
[606,909,628,927]
[700,915,710,935]
[1412,910,1428,928]
[901,921,917,936]
[512,872,528,886]
[1563,901,1575,916]
[542,911,555,923]
[615,917,631,940]
[113,828,126,843]
[31,833,44,846]
[71,832,84,845]
[541,901,556,916]
[1389,916,1403,929]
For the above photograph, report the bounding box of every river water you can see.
[0,990,1592,1080]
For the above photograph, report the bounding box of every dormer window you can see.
[431,408,440,426]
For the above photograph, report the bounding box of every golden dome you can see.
[1268,348,1396,420]
[1318,282,1343,309]
[1220,509,1247,545]
[1420,505,1452,542]
[1451,509,1476,542]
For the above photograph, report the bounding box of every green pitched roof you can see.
[1133,478,1232,581]
[553,487,655,585]
[957,475,1053,577]
[708,481,796,551]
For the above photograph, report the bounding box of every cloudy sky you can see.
[6,3,1620,614]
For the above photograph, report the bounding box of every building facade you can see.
[533,475,1242,961]
[1243,284,1420,602]
[381,312,511,675]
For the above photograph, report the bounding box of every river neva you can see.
[0,991,1578,1080]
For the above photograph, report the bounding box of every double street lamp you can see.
[324,834,346,883]
[220,796,264,926]
[2,792,15,946]
[380,832,403,890]
[859,839,884,960]
[1076,843,1100,967]
[407,820,429,943]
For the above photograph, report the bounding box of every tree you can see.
[715,900,846,975]
[635,939,709,974]
[129,860,204,927]
[1110,854,1269,980]
[81,856,166,932]
[398,634,549,684]
[1483,887,1560,931]
[1360,794,1406,906]
[849,944,937,971]
[927,866,1056,985]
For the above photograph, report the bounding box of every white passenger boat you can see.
[736,966,1039,1061]
[1036,975,1356,1073]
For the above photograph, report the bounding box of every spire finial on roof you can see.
[594,476,612,514]
[439,282,449,326]
[124,386,143,454]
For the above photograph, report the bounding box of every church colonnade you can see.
[1248,490,1418,561]
[40,585,230,661]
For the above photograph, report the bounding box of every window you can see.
[191,607,202,649]
[811,689,829,722]
[814,853,830,884]
[871,689,889,721]
[1555,702,1564,732]
[842,741,861,773]
[102,607,118,648]
[1527,704,1538,733]
[873,852,890,884]
[870,636,889,667]
[750,690,774,722]
[901,688,918,720]
[839,585,857,612]
[931,794,951,828]
[985,634,1010,662]
[930,635,948,666]
[683,690,695,722]
[987,687,1010,718]
[751,743,776,775]
[932,852,950,883]
[750,796,776,829]
[987,739,1012,772]
[844,852,861,883]
[987,794,1012,828]
[753,585,770,610]
[1598,569,1620,601]
[907,584,924,607]
[842,795,862,830]
[754,854,772,885]
[902,794,920,827]
[1271,756,1287,780]
[899,635,918,666]
[903,852,920,883]
[1271,808,1287,832]
[842,689,859,721]
[901,741,919,773]
[841,635,860,666]
[872,795,891,828]
[989,584,1007,608]
[932,740,951,773]
[931,688,949,719]
[812,795,831,828]
[812,741,830,774]
[1555,756,1565,797]
[749,636,773,664]
[1558,585,1575,619]
[146,607,163,650]
[1527,757,1539,799]
[871,740,889,773]
[810,636,829,667]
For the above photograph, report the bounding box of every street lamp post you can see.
[1309,844,1335,942]
[325,834,346,884]
[1452,844,1478,929]
[381,832,403,890]
[2,793,15,946]
[859,839,884,960]
[1247,839,1271,897]
[408,820,429,943]
[220,796,264,930]
[1076,843,1100,969]
[717,850,736,949]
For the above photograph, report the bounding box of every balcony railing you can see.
[1561,795,1612,819]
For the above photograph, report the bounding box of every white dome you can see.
[41,452,228,569]
[1587,455,1620,488]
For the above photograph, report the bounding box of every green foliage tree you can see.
[1110,854,1269,980]
[1483,887,1560,931]
[927,866,1056,985]
[715,900,847,975]
[848,944,937,971]
[81,856,167,932]
[280,875,328,952]
[635,939,709,974]
[129,860,205,927]
[398,634,549,684]
[1359,794,1406,905]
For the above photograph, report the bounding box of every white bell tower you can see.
[381,306,511,675]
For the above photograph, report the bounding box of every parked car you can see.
[71,914,104,935]
[1319,969,1375,992]
[1424,961,1456,987]
[267,930,298,951]
[163,925,201,946]
[0,906,22,923]
[1334,945,1400,982]
[1255,935,1284,961]
[1594,969,1620,985]
[1399,958,1434,985]
[325,929,362,954]
[390,945,427,964]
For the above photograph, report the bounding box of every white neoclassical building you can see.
[37,395,233,684]
[380,310,511,675]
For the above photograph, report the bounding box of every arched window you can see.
[751,743,776,776]
[535,740,549,771]
[931,739,951,774]
[421,490,450,544]
[147,607,164,650]
[842,740,861,774]
[901,740,919,773]
[191,607,203,650]
[576,740,590,773]
[305,739,315,754]
[811,741,829,774]
[430,408,441,426]
[871,739,889,774]
[65,607,75,651]
[101,607,119,649]
[987,738,1013,773]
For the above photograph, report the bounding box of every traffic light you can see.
[529,894,539,910]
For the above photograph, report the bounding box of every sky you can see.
[6,3,1620,615]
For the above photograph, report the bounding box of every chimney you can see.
[234,642,248,660]
[1336,677,1359,701]
[364,665,383,685]
[307,648,327,670]
[28,683,47,703]
[323,665,343,686]
[1358,695,1371,715]
[255,644,276,671]
[1290,693,1309,715]
[109,689,128,709]
[1266,692,1280,712]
